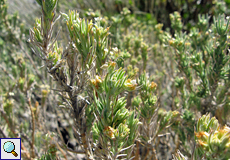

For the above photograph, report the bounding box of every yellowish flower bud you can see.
[103,126,116,140]
[125,79,137,91]
[150,82,157,90]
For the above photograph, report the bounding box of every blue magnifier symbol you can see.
[3,141,18,157]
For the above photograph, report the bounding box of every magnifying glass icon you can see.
[3,141,18,157]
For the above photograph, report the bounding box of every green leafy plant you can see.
[1,0,230,159]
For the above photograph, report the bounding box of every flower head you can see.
[91,75,102,89]
[150,81,157,90]
[103,126,116,140]
[125,79,137,91]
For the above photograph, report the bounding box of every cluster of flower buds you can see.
[194,114,230,159]
[103,126,116,140]
[103,124,130,141]
[124,79,137,91]
[90,75,102,90]
[169,11,183,32]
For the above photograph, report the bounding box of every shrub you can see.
[1,0,230,159]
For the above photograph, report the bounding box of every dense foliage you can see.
[1,0,230,159]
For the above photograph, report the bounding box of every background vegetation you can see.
[1,0,230,159]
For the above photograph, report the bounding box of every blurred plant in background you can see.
[1,0,65,159]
